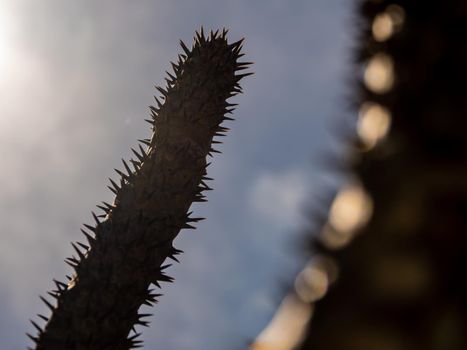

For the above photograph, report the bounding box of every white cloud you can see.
[249,169,309,228]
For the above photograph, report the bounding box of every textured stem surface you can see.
[30,28,251,350]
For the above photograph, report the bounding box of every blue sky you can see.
[0,1,353,348]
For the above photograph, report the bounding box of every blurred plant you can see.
[27,28,252,350]
[253,1,467,349]
[300,1,467,349]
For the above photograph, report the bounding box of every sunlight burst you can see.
[0,6,15,77]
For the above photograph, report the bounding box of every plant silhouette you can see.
[28,28,252,350]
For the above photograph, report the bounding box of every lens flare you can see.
[372,13,394,42]
[364,53,394,93]
[372,5,405,42]
[329,184,373,234]
[358,102,392,149]
[0,6,15,76]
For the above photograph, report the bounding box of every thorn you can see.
[177,54,184,64]
[200,26,205,40]
[180,40,190,55]
[128,332,142,340]
[166,71,176,82]
[171,247,183,255]
[168,254,179,263]
[229,38,244,49]
[187,217,205,223]
[196,27,205,42]
[97,204,110,213]
[137,313,153,319]
[122,159,132,175]
[149,105,159,114]
[37,314,48,322]
[156,86,167,97]
[26,333,38,343]
[77,242,88,250]
[65,257,78,268]
[92,211,100,224]
[138,139,151,146]
[171,62,179,75]
[47,291,59,299]
[39,296,54,311]
[217,126,230,132]
[83,224,96,233]
[147,291,162,297]
[154,96,163,108]
[81,229,95,244]
[115,168,127,179]
[156,272,174,283]
[136,319,150,327]
[236,60,254,66]
[109,178,120,191]
[130,159,141,169]
[30,319,42,333]
[233,44,244,55]
[131,148,145,163]
[235,72,254,80]
[138,144,146,158]
[160,264,172,271]
[200,181,212,191]
[53,279,67,291]
[71,242,85,259]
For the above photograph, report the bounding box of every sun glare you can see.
[0,6,15,78]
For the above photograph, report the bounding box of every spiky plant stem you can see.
[29,28,251,350]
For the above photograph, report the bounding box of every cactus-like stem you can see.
[299,1,467,349]
[29,28,252,350]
